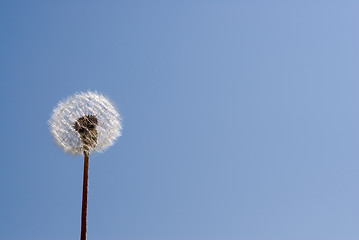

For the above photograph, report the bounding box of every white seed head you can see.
[49,91,122,154]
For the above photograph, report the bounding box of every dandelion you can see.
[49,91,122,240]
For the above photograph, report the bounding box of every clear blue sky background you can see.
[1,1,359,240]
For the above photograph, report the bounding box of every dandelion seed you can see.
[49,91,122,240]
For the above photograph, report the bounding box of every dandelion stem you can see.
[81,151,89,240]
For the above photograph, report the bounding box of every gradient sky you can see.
[1,1,359,240]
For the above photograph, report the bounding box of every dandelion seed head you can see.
[49,91,122,154]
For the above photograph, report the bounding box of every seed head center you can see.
[74,115,98,151]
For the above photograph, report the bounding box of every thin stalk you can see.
[81,151,89,240]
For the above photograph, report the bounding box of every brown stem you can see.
[81,151,89,240]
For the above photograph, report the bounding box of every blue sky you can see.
[1,1,359,240]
